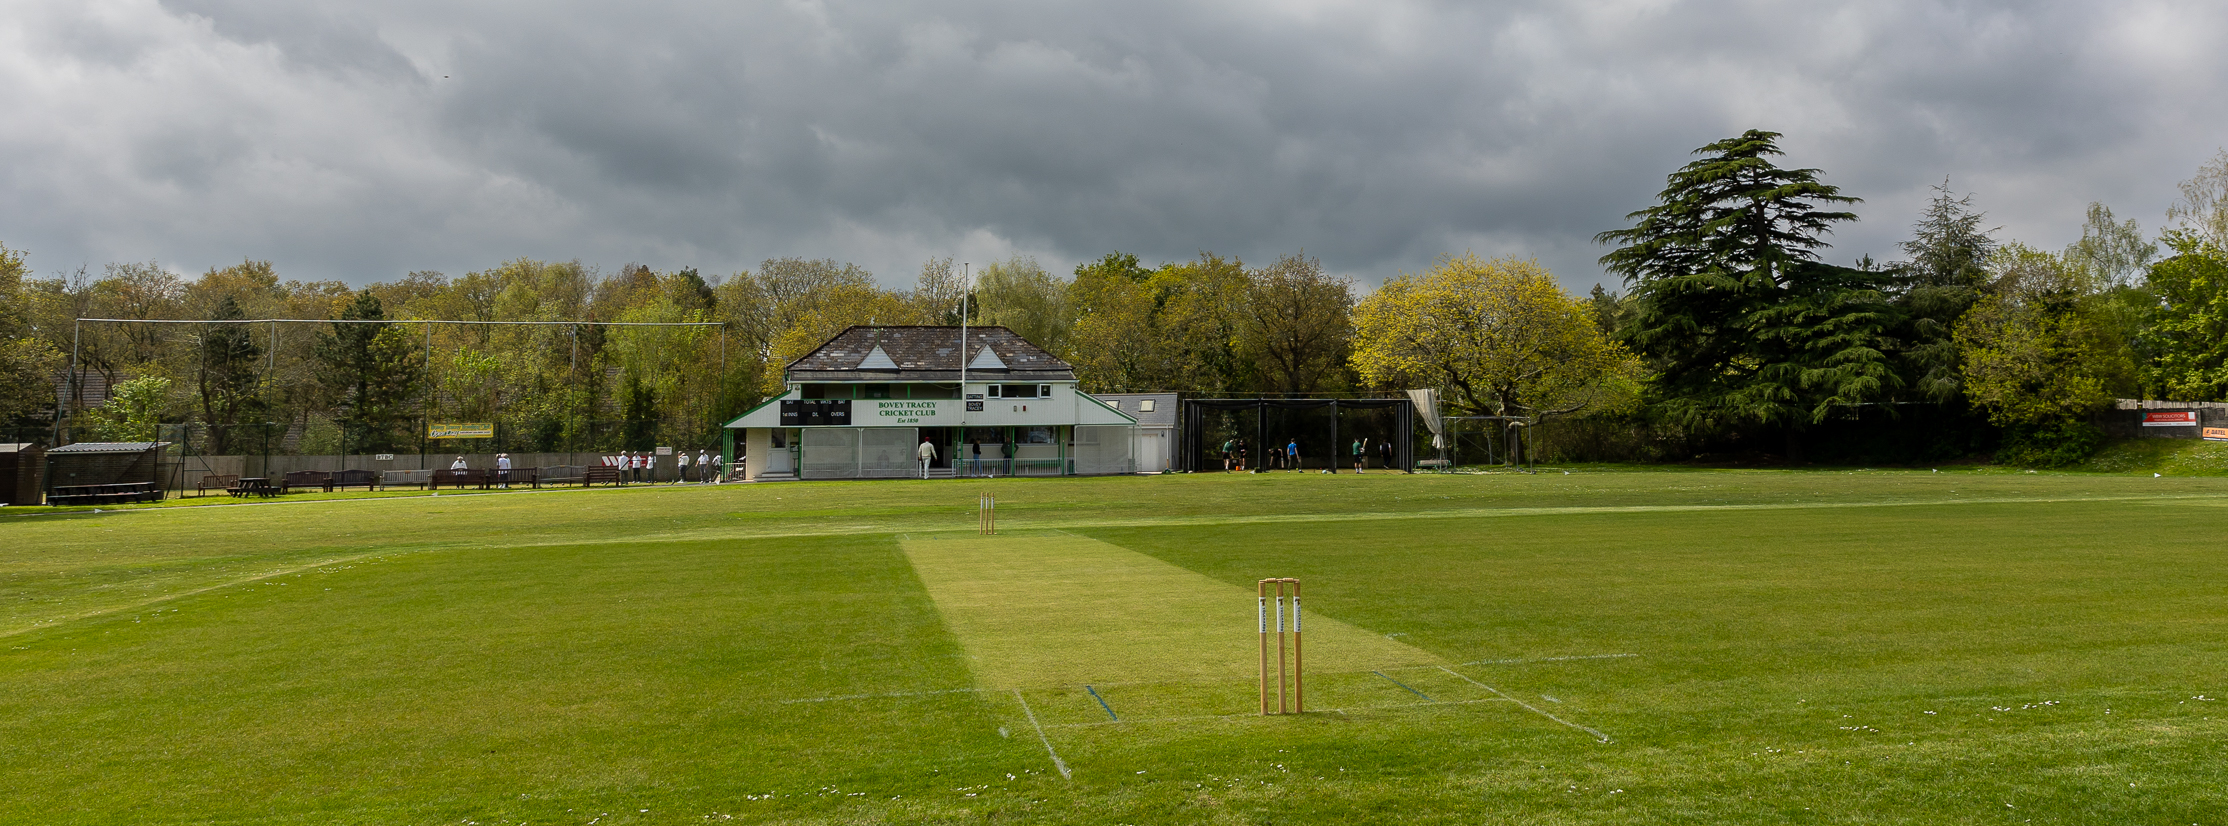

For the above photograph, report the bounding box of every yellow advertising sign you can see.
[428,422,495,439]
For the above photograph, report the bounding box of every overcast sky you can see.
[4,0,2225,293]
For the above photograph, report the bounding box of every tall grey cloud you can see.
[3,0,2224,291]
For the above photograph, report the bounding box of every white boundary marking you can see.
[1012,688,1072,779]
[1437,665,1611,743]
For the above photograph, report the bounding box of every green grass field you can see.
[6,470,2228,824]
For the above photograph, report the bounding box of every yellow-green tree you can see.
[1352,254,1638,423]
[1956,243,2139,466]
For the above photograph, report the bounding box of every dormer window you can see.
[1138,399,1155,412]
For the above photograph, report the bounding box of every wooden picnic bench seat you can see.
[582,467,625,487]
[47,482,162,506]
[279,470,330,494]
[431,468,491,490]
[196,474,239,497]
[328,468,381,491]
[539,465,586,485]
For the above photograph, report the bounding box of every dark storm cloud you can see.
[4,0,2224,290]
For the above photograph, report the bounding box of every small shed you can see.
[0,444,45,506]
[46,442,170,495]
[1090,393,1179,473]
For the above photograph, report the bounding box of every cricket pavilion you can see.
[723,326,1138,481]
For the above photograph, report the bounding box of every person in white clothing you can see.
[915,437,937,479]
[675,450,691,484]
[696,450,711,482]
[496,453,511,488]
[449,455,467,470]
[633,451,648,483]
[711,452,724,483]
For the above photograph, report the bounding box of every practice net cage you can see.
[1178,398,1415,473]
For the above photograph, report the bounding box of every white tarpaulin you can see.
[1406,389,1446,449]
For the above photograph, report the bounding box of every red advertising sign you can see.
[2143,411,2199,426]
[2205,427,2228,442]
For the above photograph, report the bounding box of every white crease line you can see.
[1013,689,1072,779]
[780,687,984,704]
[1437,665,1612,743]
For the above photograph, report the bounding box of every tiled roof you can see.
[787,326,1074,381]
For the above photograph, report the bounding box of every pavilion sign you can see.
[2142,411,2198,427]
[428,422,496,439]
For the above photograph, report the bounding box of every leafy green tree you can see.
[2140,233,2228,401]
[2167,149,2228,247]
[2064,203,2158,288]
[974,256,1071,354]
[1596,130,1897,454]
[0,243,65,429]
[1239,253,1353,395]
[83,375,172,442]
[315,292,425,454]
[197,297,264,454]
[1956,244,2137,466]
[1065,253,1162,392]
[1891,181,1996,402]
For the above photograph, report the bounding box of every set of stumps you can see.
[1259,578,1303,715]
[976,493,998,535]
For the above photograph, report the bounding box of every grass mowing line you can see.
[1041,697,1521,729]
[0,547,408,640]
[1448,653,1641,667]
[1437,665,1611,743]
[778,687,986,704]
[1012,688,1073,780]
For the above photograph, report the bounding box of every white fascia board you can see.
[725,388,797,428]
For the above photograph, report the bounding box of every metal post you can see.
[64,320,81,444]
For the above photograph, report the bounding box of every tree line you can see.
[2,129,2225,465]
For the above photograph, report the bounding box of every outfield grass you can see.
[5,471,2227,824]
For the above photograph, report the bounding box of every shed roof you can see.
[1089,393,1178,428]
[47,441,169,454]
[787,326,1073,382]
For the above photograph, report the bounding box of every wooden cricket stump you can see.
[978,493,997,535]
[1258,578,1302,714]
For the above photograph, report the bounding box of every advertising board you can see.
[2142,411,2199,427]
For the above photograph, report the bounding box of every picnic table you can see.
[230,477,278,498]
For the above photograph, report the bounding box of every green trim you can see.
[722,390,791,428]
[1076,391,1139,424]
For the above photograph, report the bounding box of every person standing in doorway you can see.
[916,436,938,479]
[969,438,983,477]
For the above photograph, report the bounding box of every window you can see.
[1107,399,1121,409]
[909,383,959,399]
[999,384,1038,398]
[1039,385,1052,398]
[801,384,834,399]
[859,384,891,399]
[1138,399,1156,413]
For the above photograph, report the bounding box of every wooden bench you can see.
[582,467,626,487]
[329,468,381,491]
[490,467,539,489]
[196,474,239,497]
[280,470,331,494]
[539,465,586,486]
[382,469,431,489]
[47,482,161,506]
[431,469,491,490]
